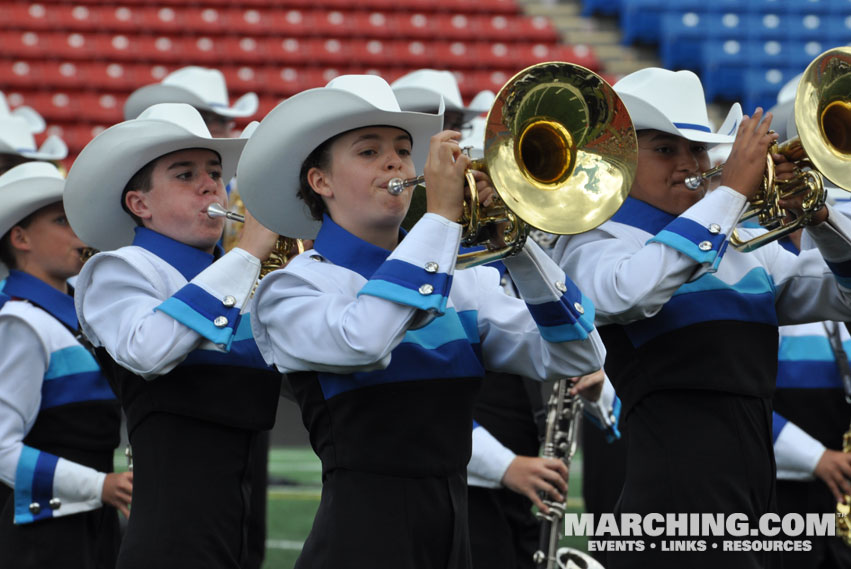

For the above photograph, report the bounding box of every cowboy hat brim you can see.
[124,84,259,120]
[237,87,444,239]
[63,120,245,252]
[620,93,739,145]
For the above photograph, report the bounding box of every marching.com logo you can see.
[564,513,835,553]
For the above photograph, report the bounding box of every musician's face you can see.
[10,202,86,290]
[309,126,416,242]
[631,130,711,215]
[125,149,227,253]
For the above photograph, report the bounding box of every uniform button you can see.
[418,284,434,295]
[214,316,229,328]
[708,223,721,234]
[48,498,61,510]
[424,261,439,273]
[29,502,40,515]
[574,302,585,315]
[310,254,324,262]
[698,240,713,251]
[222,295,236,308]
[555,281,567,293]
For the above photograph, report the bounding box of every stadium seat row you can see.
[0,4,557,43]
[586,0,851,18]
[0,32,598,71]
[12,0,523,15]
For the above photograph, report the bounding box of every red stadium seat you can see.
[220,36,267,64]
[75,91,125,124]
[263,37,315,65]
[97,6,142,32]
[264,9,317,37]
[181,7,228,35]
[17,90,79,122]
[350,12,400,40]
[0,59,44,88]
[1,3,51,30]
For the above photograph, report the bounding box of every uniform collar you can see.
[132,226,224,281]
[610,196,676,235]
[1,270,78,330]
[313,214,405,279]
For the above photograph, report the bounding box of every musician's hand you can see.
[423,130,469,222]
[814,449,851,503]
[570,369,605,402]
[472,170,510,249]
[721,108,778,199]
[102,471,133,518]
[236,209,279,262]
[501,456,568,514]
[778,192,829,226]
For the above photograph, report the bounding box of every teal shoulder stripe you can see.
[457,309,479,343]
[674,267,775,297]
[156,297,234,348]
[650,230,717,264]
[539,321,589,342]
[359,279,447,314]
[836,275,851,289]
[45,345,100,380]
[401,308,479,350]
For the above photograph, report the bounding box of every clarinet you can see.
[532,379,607,569]
[532,378,582,568]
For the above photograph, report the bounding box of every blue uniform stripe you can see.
[14,446,57,524]
[318,338,485,399]
[772,413,788,443]
[776,360,845,389]
[833,274,851,289]
[674,267,775,297]
[529,294,595,342]
[359,279,448,314]
[625,289,777,347]
[41,371,116,409]
[371,259,451,294]
[649,227,723,265]
[44,345,100,380]
[156,295,237,348]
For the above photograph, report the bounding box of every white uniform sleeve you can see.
[251,214,461,373]
[774,415,824,481]
[467,424,516,488]
[552,187,748,325]
[76,248,260,379]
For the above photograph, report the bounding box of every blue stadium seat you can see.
[620,0,665,44]
[660,12,747,70]
[742,68,802,114]
[582,0,622,17]
[701,39,748,101]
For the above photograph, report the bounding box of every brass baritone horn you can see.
[391,61,637,269]
[206,203,305,277]
[684,46,851,252]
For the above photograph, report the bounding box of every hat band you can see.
[673,122,711,133]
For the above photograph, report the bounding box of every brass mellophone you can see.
[206,203,304,276]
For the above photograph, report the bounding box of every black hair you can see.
[0,211,38,270]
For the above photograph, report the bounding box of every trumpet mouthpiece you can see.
[387,178,405,196]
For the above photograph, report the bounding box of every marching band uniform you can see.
[0,163,121,568]
[237,75,606,569]
[553,68,851,568]
[773,320,851,569]
[63,104,281,569]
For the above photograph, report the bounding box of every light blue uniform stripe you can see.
[359,279,447,314]
[673,267,775,297]
[156,297,235,348]
[45,345,100,380]
[779,335,849,362]
[13,446,39,524]
[650,230,718,265]
[401,308,477,349]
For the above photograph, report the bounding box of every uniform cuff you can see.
[774,419,824,481]
[467,425,516,487]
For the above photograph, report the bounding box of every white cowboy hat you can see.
[123,66,259,120]
[237,74,445,239]
[0,115,68,161]
[614,68,740,145]
[391,69,493,123]
[0,92,46,134]
[64,103,248,252]
[0,161,66,277]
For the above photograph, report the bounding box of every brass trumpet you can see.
[394,61,637,269]
[684,46,851,252]
[206,203,304,277]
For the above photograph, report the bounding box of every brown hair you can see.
[0,211,38,270]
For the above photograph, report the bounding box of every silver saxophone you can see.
[533,378,605,569]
